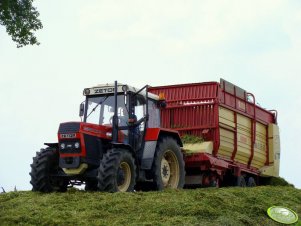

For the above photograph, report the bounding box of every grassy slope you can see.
[0,186,300,226]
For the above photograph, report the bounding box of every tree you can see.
[0,0,42,47]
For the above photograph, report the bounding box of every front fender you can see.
[145,128,183,146]
[44,143,59,149]
[111,142,133,152]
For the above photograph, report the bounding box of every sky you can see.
[0,0,301,191]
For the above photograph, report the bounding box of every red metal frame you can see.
[149,80,277,178]
[185,153,260,177]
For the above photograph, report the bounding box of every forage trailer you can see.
[149,79,280,187]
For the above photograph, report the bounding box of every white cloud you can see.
[78,0,287,55]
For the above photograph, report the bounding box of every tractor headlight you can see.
[74,142,80,149]
[60,143,66,149]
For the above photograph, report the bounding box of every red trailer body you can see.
[149,79,280,186]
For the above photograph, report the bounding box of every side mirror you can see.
[79,103,85,117]
[157,100,167,108]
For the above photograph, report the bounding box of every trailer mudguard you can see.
[141,128,182,169]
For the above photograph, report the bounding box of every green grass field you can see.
[0,186,300,226]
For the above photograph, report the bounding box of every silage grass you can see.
[0,186,300,226]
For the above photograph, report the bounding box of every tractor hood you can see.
[58,122,113,140]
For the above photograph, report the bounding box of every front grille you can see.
[58,122,80,133]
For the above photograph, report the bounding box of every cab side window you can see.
[134,95,146,131]
[148,99,160,128]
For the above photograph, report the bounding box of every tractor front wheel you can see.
[97,148,136,192]
[30,148,68,192]
[152,137,185,190]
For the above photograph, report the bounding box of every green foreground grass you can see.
[0,186,300,226]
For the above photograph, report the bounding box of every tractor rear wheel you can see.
[152,137,185,190]
[97,148,136,192]
[30,148,68,192]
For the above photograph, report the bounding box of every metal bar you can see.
[247,93,256,167]
[213,101,220,156]
[265,125,269,165]
[112,81,118,143]
[231,112,238,161]
[172,125,217,131]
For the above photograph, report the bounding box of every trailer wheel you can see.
[152,137,185,190]
[236,176,246,187]
[30,148,68,192]
[247,177,256,187]
[209,173,220,188]
[97,148,136,192]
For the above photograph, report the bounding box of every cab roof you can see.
[83,83,159,100]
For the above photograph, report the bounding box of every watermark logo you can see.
[267,206,298,224]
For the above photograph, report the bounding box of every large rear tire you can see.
[30,148,68,192]
[152,137,185,190]
[97,148,136,192]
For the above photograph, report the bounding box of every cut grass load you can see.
[181,134,204,144]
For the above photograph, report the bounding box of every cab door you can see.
[128,94,147,151]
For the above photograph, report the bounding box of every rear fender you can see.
[141,128,182,170]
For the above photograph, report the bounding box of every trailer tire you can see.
[237,176,246,187]
[247,177,256,187]
[97,148,136,192]
[152,137,185,190]
[30,148,67,192]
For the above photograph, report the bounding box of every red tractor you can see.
[30,82,185,192]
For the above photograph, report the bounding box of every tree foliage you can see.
[0,0,42,47]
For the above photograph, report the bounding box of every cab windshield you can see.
[84,95,128,125]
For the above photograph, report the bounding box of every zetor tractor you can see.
[30,82,185,192]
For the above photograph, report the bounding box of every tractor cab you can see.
[81,83,160,151]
